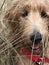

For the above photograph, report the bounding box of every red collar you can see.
[19,48,49,65]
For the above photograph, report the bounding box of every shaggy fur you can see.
[2,0,49,65]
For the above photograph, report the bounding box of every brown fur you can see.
[2,0,49,65]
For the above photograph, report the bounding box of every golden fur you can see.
[2,0,49,65]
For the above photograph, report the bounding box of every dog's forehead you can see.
[14,0,49,12]
[13,0,46,5]
[13,0,48,10]
[12,0,46,6]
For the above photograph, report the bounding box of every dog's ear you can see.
[4,0,20,21]
[4,6,16,21]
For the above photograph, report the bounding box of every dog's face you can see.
[4,0,49,56]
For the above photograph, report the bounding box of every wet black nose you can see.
[30,32,42,43]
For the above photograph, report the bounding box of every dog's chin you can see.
[32,42,43,55]
[33,44,43,56]
[23,41,43,56]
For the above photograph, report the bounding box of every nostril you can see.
[30,32,42,42]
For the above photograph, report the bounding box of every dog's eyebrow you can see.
[35,4,48,12]
[22,5,31,11]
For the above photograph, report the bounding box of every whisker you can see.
[10,28,31,44]
[8,24,31,42]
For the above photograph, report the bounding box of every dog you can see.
[2,0,49,65]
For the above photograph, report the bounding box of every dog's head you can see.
[3,0,49,56]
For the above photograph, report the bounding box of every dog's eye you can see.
[21,10,28,17]
[41,11,47,18]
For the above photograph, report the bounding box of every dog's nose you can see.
[30,32,42,43]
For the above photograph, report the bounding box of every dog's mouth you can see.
[30,33,42,55]
[32,43,39,50]
[28,42,42,55]
[17,33,43,57]
[22,33,43,56]
[31,39,42,50]
[32,42,43,55]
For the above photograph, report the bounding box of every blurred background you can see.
[0,0,17,65]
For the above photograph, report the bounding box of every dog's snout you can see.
[30,32,42,43]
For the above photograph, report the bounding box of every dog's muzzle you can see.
[30,32,42,50]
